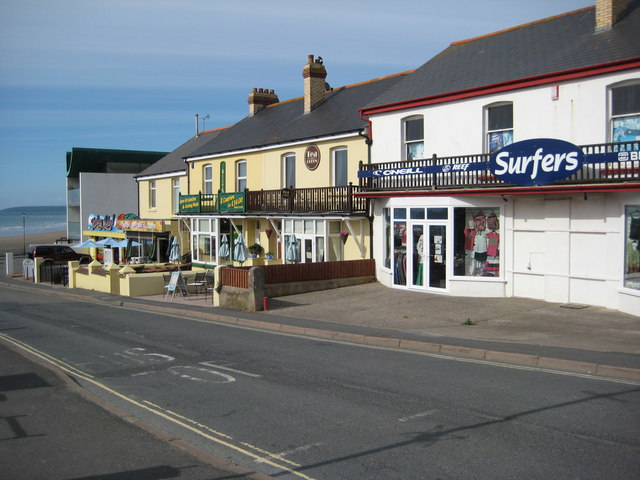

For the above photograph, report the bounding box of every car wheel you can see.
[79,256,91,265]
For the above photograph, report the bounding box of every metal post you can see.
[22,212,26,255]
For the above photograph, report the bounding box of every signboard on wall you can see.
[304,144,321,171]
[179,195,200,213]
[117,219,164,232]
[220,162,226,193]
[219,192,245,212]
[87,213,123,232]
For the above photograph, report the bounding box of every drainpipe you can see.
[359,111,374,259]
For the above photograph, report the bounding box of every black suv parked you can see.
[27,244,91,265]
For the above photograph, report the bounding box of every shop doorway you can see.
[394,222,447,291]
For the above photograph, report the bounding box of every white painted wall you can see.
[370,71,640,161]
[367,70,640,315]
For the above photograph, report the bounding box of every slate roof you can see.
[365,5,640,111]
[135,127,230,178]
[187,72,411,159]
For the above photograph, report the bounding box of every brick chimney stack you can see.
[302,54,327,114]
[248,88,279,116]
[595,0,630,32]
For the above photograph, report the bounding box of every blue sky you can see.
[0,0,590,209]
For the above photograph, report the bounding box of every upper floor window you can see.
[149,180,157,209]
[333,147,348,186]
[236,160,247,192]
[203,164,213,194]
[172,178,180,214]
[404,116,424,160]
[283,153,295,188]
[486,103,513,153]
[611,82,640,142]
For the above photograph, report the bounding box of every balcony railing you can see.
[358,141,640,192]
[179,184,368,215]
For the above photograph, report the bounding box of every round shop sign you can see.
[304,144,321,171]
[489,138,584,186]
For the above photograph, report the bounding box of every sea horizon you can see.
[0,211,67,238]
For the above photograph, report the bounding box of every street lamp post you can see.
[22,212,26,256]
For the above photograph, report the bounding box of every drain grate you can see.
[559,303,588,309]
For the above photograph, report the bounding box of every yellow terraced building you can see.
[138,55,410,267]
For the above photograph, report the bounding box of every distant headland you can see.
[0,206,65,215]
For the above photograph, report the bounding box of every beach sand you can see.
[0,230,67,255]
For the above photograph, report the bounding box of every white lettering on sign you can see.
[493,148,579,181]
[374,167,423,176]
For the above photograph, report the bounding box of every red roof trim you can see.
[361,58,640,116]
[355,183,640,199]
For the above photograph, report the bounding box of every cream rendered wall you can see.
[138,175,184,220]
[189,135,368,194]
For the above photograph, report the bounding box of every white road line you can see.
[200,361,262,378]
[398,409,437,422]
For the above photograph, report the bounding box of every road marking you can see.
[168,365,236,383]
[0,332,93,378]
[0,333,318,480]
[200,361,262,378]
[398,410,437,422]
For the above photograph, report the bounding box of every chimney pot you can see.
[248,87,279,116]
[302,54,327,114]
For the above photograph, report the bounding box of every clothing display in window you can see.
[463,210,500,277]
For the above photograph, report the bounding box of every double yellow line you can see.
[0,332,317,480]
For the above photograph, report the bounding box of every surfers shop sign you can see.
[490,138,582,186]
[358,138,638,186]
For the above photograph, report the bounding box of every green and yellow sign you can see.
[219,192,245,212]
[179,195,201,213]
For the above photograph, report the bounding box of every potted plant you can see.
[248,243,264,258]
[340,230,349,244]
[265,251,274,260]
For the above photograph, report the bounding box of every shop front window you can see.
[624,205,640,290]
[453,207,501,277]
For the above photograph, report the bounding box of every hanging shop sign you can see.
[357,138,639,187]
[219,192,245,212]
[304,144,321,171]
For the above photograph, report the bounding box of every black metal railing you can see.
[179,184,368,215]
[40,263,68,286]
[358,141,640,191]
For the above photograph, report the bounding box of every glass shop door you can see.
[407,223,447,291]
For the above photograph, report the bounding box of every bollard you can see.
[263,296,269,311]
[5,252,14,275]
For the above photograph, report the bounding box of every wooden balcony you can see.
[358,141,640,193]
[179,184,368,215]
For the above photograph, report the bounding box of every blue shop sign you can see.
[358,138,638,186]
[489,138,583,186]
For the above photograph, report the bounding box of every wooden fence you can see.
[220,259,376,288]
